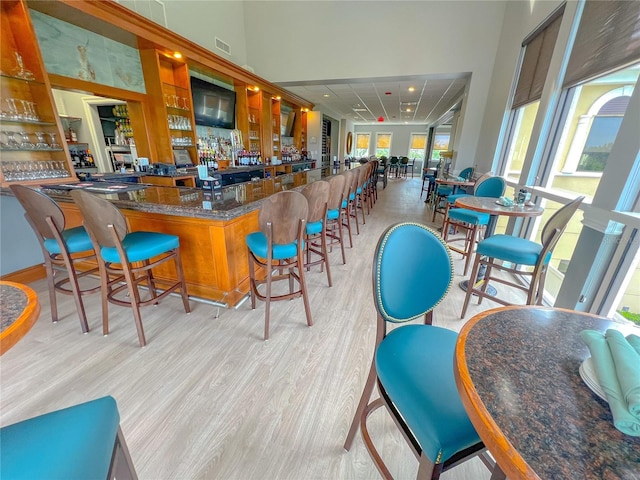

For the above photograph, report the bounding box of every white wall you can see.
[354,124,428,160]
[242,1,507,172]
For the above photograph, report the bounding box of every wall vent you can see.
[215,37,231,55]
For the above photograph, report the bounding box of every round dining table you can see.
[0,281,40,355]
[455,305,640,480]
[454,196,544,292]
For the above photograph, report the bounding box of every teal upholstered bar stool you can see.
[0,396,137,479]
[70,189,191,347]
[442,176,506,275]
[441,171,493,225]
[461,196,584,318]
[10,185,101,334]
[325,174,347,265]
[344,222,489,479]
[246,190,312,340]
[301,180,332,286]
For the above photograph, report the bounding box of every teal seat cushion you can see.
[437,186,453,196]
[43,226,93,255]
[101,231,179,264]
[376,325,480,463]
[478,234,549,266]
[341,200,348,209]
[306,220,323,235]
[446,193,471,204]
[447,208,490,225]
[356,187,362,194]
[246,231,301,260]
[327,209,340,220]
[349,192,356,201]
[0,396,120,480]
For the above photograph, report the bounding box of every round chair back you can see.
[301,181,330,223]
[327,175,346,211]
[70,190,128,247]
[373,222,453,323]
[258,191,308,245]
[10,185,66,238]
[475,176,506,198]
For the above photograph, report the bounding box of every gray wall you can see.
[0,196,42,276]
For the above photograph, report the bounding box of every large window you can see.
[431,130,450,160]
[355,133,370,157]
[502,101,539,183]
[408,133,427,160]
[375,133,391,157]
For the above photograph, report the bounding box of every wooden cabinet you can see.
[247,88,262,155]
[271,98,281,159]
[295,109,308,154]
[0,0,74,188]
[140,49,196,166]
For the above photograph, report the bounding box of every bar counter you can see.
[33,164,355,307]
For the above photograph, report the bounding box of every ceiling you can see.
[278,73,470,126]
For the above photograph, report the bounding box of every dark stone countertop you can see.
[464,307,640,479]
[2,163,356,222]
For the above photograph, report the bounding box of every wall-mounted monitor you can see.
[190,76,236,129]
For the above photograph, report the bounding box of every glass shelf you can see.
[0,119,56,126]
[0,147,64,152]
[0,73,45,85]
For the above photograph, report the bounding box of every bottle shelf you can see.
[0,73,45,86]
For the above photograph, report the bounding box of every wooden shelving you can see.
[0,0,74,187]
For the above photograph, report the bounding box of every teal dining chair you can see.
[344,222,489,479]
[0,396,137,479]
[461,196,584,318]
[442,176,506,275]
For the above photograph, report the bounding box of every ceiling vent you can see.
[215,37,231,55]
[353,108,368,112]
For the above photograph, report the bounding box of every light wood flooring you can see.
[1,176,519,479]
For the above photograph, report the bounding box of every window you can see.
[431,131,450,160]
[502,101,539,183]
[355,133,370,157]
[375,133,391,157]
[408,133,427,160]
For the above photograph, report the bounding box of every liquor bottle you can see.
[84,149,95,167]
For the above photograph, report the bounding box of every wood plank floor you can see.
[1,176,519,479]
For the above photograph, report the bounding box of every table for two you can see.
[456,306,640,479]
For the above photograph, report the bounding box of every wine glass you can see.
[4,131,21,149]
[19,131,35,149]
[12,52,35,81]
[34,131,49,149]
[48,132,60,149]
[5,98,21,121]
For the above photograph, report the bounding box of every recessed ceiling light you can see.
[408,87,415,92]
[406,108,412,112]
[323,94,330,97]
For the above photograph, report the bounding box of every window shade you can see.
[376,134,391,148]
[512,5,565,109]
[410,134,427,149]
[564,1,640,88]
[356,133,370,149]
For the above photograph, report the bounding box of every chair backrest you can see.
[539,196,584,259]
[401,156,409,165]
[302,180,330,223]
[389,156,399,165]
[372,222,453,325]
[341,170,354,203]
[70,189,128,248]
[459,167,474,180]
[471,172,493,192]
[10,185,65,239]
[258,190,308,245]
[474,176,506,198]
[327,174,346,211]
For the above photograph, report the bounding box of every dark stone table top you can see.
[0,284,27,333]
[460,307,640,479]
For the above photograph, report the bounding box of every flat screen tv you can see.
[190,76,236,129]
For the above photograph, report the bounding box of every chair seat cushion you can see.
[246,231,302,260]
[437,186,453,196]
[341,200,348,209]
[101,231,180,263]
[44,226,93,255]
[0,396,120,480]
[349,192,356,201]
[447,208,490,225]
[356,187,362,194]
[478,234,548,266]
[446,193,471,204]
[327,209,340,220]
[306,220,323,235]
[376,325,481,463]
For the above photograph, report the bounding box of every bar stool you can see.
[10,185,100,333]
[245,190,312,340]
[341,169,356,245]
[0,395,137,479]
[325,174,347,265]
[70,189,191,347]
[301,180,332,286]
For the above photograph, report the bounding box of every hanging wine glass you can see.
[11,52,35,81]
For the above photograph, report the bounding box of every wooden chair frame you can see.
[70,190,190,347]
[302,181,332,286]
[325,175,347,265]
[10,185,100,333]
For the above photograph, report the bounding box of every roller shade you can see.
[410,134,427,149]
[356,133,370,149]
[564,0,640,88]
[513,6,565,109]
[376,133,391,149]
